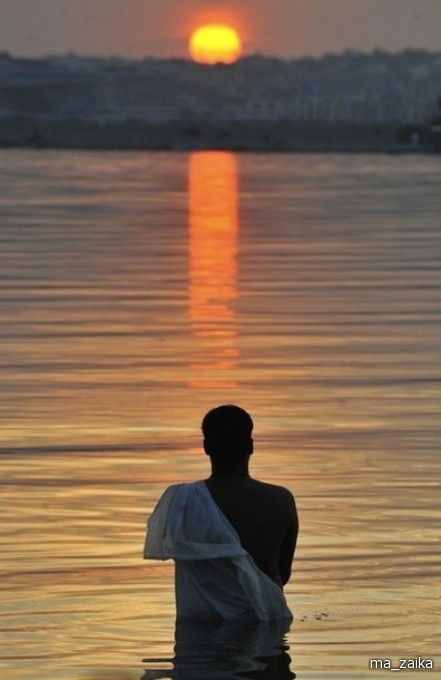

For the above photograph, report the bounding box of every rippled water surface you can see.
[1,150,440,679]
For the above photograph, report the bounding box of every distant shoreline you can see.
[0,117,434,153]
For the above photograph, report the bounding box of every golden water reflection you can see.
[188,151,239,388]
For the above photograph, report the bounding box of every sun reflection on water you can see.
[188,151,239,388]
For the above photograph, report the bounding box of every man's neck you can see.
[209,459,250,478]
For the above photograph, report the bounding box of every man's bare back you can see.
[202,404,298,589]
[204,475,297,587]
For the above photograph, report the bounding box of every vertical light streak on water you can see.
[188,151,239,388]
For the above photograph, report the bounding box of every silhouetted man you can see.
[144,404,298,620]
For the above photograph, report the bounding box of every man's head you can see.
[202,404,254,465]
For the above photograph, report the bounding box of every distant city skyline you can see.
[0,0,440,61]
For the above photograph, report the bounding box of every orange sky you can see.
[0,0,440,59]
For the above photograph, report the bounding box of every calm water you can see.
[0,150,440,679]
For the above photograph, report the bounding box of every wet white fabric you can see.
[144,481,292,621]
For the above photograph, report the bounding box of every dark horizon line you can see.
[2,46,441,65]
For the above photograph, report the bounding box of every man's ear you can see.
[248,438,254,456]
[203,438,210,456]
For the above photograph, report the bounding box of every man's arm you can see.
[279,496,298,586]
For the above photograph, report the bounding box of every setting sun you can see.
[189,24,242,65]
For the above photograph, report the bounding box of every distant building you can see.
[1,50,441,148]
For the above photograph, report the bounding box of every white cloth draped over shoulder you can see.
[144,480,292,621]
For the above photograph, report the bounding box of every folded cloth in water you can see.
[144,480,292,621]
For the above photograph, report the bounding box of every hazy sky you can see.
[0,0,439,60]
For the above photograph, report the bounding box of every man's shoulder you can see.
[251,479,295,504]
[248,479,297,527]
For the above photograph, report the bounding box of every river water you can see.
[0,150,440,679]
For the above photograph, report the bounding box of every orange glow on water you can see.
[188,151,239,387]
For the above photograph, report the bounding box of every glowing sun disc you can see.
[189,24,242,65]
